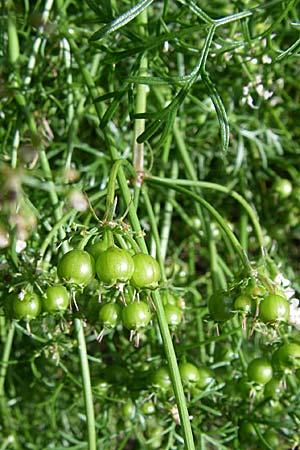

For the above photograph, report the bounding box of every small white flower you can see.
[262,55,272,64]
[290,298,299,308]
[247,95,259,109]
[288,298,300,328]
[224,52,232,62]
[270,96,282,106]
[68,190,88,212]
[254,74,262,84]
[263,90,273,100]
[16,240,26,253]
[255,83,273,100]
[243,86,249,96]
[276,78,284,89]
[256,84,265,96]
[285,286,296,299]
[274,272,290,287]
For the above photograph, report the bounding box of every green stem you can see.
[147,175,265,258]
[103,159,128,222]
[133,9,148,185]
[146,178,252,272]
[7,13,20,65]
[68,35,195,450]
[173,121,220,290]
[152,292,195,450]
[0,321,21,450]
[38,210,75,263]
[160,159,178,262]
[142,188,195,449]
[24,0,54,87]
[0,321,15,396]
[74,318,96,450]
[141,188,166,279]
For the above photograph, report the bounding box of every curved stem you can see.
[68,35,196,450]
[148,176,265,257]
[173,121,221,290]
[74,318,96,450]
[132,8,148,184]
[142,188,195,449]
[0,321,21,450]
[0,321,15,396]
[146,177,252,272]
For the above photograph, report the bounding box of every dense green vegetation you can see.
[1,1,300,449]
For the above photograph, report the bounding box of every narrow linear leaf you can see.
[176,0,214,24]
[90,0,154,41]
[137,118,163,143]
[275,38,300,61]
[94,91,119,103]
[158,107,177,146]
[84,0,113,20]
[132,112,159,119]
[100,90,127,128]
[127,75,188,86]
[202,70,229,152]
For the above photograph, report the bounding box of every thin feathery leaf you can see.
[90,0,154,41]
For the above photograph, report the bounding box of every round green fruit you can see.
[121,301,151,331]
[98,302,122,329]
[258,294,290,323]
[208,291,235,322]
[152,367,172,392]
[273,178,292,199]
[96,246,134,285]
[43,286,69,313]
[86,239,108,260]
[179,362,200,386]
[247,357,273,385]
[57,249,95,287]
[234,295,253,315]
[131,253,161,289]
[272,342,300,370]
[164,304,183,328]
[198,366,214,389]
[13,292,41,320]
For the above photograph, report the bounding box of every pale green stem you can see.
[0,321,21,450]
[7,12,20,65]
[74,318,96,450]
[147,176,265,258]
[173,121,220,290]
[0,322,15,396]
[159,159,179,262]
[24,0,54,87]
[143,188,195,449]
[68,36,196,450]
[146,177,252,272]
[133,8,148,192]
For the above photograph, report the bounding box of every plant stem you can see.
[142,188,195,449]
[160,159,179,261]
[74,318,96,450]
[0,321,21,450]
[12,24,96,448]
[68,35,196,450]
[0,321,15,396]
[147,175,265,258]
[146,178,252,272]
[173,121,221,290]
[7,12,19,65]
[133,8,148,185]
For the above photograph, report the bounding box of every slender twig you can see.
[74,318,96,450]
